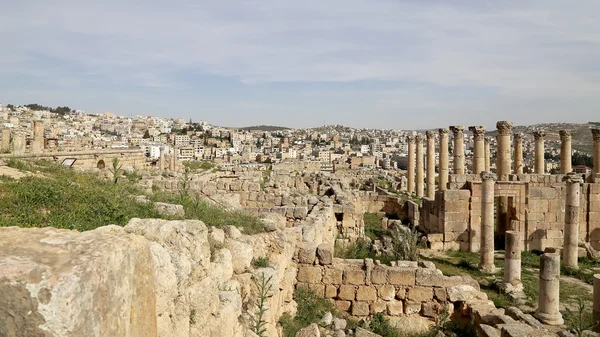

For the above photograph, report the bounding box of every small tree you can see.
[108,157,123,185]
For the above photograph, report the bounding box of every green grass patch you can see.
[335,239,396,265]
[363,212,385,240]
[280,288,336,337]
[252,256,270,268]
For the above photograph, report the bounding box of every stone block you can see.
[479,324,501,337]
[387,301,404,316]
[416,268,444,287]
[344,270,365,285]
[356,286,377,301]
[404,301,422,315]
[297,266,322,284]
[323,268,343,285]
[325,285,337,298]
[422,301,442,318]
[408,286,434,302]
[309,284,325,296]
[371,268,388,284]
[396,287,406,300]
[298,243,318,264]
[335,300,351,312]
[338,285,356,301]
[351,301,370,316]
[317,243,334,265]
[377,285,396,301]
[370,301,387,314]
[434,287,447,301]
[388,268,416,285]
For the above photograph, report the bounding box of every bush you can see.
[390,225,420,261]
[280,288,335,337]
[334,239,396,265]
[252,256,270,268]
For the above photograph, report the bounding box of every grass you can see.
[334,239,396,265]
[1,159,266,234]
[280,288,337,337]
[252,256,270,268]
[183,160,214,171]
[364,212,385,240]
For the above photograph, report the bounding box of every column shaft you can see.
[593,129,600,175]
[407,136,415,194]
[594,274,600,332]
[495,121,513,181]
[479,172,496,273]
[450,126,465,174]
[484,138,491,172]
[438,129,449,191]
[559,130,573,174]
[469,126,485,175]
[504,231,522,286]
[416,134,424,198]
[534,131,546,174]
[426,131,435,199]
[513,133,523,174]
[563,173,582,269]
[535,253,563,325]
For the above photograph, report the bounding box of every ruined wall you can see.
[294,247,484,320]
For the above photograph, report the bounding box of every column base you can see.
[534,311,563,326]
[479,264,497,274]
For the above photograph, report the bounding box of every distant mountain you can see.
[236,125,291,131]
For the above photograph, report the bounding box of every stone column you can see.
[31,120,44,154]
[495,121,513,181]
[415,134,424,198]
[563,172,583,269]
[513,133,523,174]
[479,172,497,274]
[426,131,435,199]
[592,129,600,175]
[534,252,563,325]
[594,274,600,331]
[504,231,522,288]
[559,130,573,174]
[170,147,177,171]
[469,126,485,175]
[438,128,449,191]
[496,121,513,237]
[11,132,25,156]
[484,137,491,172]
[407,135,415,194]
[450,126,465,174]
[534,131,546,174]
[159,147,166,171]
[0,129,10,153]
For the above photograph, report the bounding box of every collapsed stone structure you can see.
[406,122,600,255]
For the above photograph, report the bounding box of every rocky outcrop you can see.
[0,225,157,337]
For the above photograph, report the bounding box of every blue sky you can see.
[1,0,600,129]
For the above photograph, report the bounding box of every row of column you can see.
[478,171,584,325]
[407,123,599,198]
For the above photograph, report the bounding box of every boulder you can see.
[153,202,185,218]
[225,239,254,274]
[0,225,157,337]
[296,323,320,337]
[447,284,487,302]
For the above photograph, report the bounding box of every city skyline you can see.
[2,1,600,129]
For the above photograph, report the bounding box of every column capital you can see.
[438,128,449,135]
[563,172,583,184]
[592,129,600,141]
[533,131,546,140]
[425,130,435,139]
[449,126,464,137]
[468,126,486,140]
[559,130,573,141]
[406,135,415,144]
[480,171,497,181]
[513,133,523,141]
[496,121,513,135]
[415,134,425,143]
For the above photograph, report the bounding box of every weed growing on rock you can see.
[252,257,270,268]
[252,273,273,337]
[564,298,599,337]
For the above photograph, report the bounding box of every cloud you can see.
[1,0,600,127]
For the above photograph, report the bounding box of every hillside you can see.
[236,125,291,132]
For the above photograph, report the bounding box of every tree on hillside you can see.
[142,130,151,139]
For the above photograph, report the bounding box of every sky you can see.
[1,0,600,130]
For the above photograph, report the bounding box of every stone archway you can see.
[97,160,106,170]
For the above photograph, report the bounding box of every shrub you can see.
[390,225,420,261]
[252,257,270,268]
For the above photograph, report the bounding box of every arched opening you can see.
[97,159,106,170]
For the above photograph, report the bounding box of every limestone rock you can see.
[0,225,157,337]
[332,317,347,331]
[225,239,254,274]
[153,202,185,218]
[320,311,333,326]
[261,212,287,232]
[480,324,501,337]
[355,327,382,337]
[223,225,242,239]
[446,284,487,302]
[317,243,334,265]
[296,323,321,337]
[298,242,318,264]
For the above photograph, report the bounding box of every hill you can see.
[235,125,291,132]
